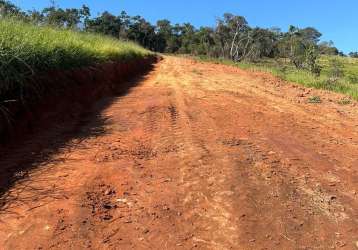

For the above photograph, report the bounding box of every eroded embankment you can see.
[0,56,158,144]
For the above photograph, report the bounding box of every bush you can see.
[346,73,358,84]
[308,96,322,103]
[305,45,321,76]
[327,58,344,82]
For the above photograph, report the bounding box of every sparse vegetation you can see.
[338,97,352,105]
[193,55,358,100]
[308,96,322,104]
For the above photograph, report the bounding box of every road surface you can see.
[0,57,357,249]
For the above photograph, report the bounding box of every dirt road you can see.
[0,57,357,249]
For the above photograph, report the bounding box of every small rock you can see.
[330,195,337,201]
[102,215,113,221]
[103,204,112,210]
[143,229,150,234]
[116,198,128,203]
[105,189,115,195]
[249,239,256,243]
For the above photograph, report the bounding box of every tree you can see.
[319,41,339,55]
[156,19,173,52]
[127,16,156,49]
[117,11,131,40]
[193,27,215,56]
[282,26,307,68]
[85,11,121,36]
[27,9,44,24]
[80,5,90,28]
[246,28,279,61]
[177,23,196,54]
[0,0,25,18]
[300,27,322,44]
[349,52,358,58]
[305,44,321,76]
[0,0,343,64]
[215,13,249,61]
[41,6,67,27]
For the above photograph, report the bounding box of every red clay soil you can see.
[0,56,157,143]
[0,56,357,249]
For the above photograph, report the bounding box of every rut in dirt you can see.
[0,56,357,250]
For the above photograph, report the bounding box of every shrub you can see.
[346,73,358,84]
[308,96,322,103]
[305,44,321,76]
[338,97,352,105]
[327,58,344,82]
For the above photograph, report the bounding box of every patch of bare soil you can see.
[0,57,357,249]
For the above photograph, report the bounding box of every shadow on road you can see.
[0,62,156,215]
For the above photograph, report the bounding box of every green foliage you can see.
[0,0,343,69]
[319,41,339,55]
[349,52,358,58]
[0,18,151,102]
[338,97,352,105]
[308,96,322,103]
[327,58,345,81]
[0,0,25,18]
[305,44,321,76]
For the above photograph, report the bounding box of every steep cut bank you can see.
[0,56,159,143]
[0,18,154,143]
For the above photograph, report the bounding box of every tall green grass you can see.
[195,55,358,101]
[0,18,152,102]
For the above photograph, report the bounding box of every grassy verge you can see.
[194,55,358,101]
[0,18,152,104]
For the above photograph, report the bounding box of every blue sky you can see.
[14,0,357,53]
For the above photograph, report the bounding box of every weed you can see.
[327,58,345,81]
[192,69,202,75]
[346,74,358,84]
[338,97,352,105]
[308,96,322,104]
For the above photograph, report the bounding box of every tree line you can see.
[1,0,356,73]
